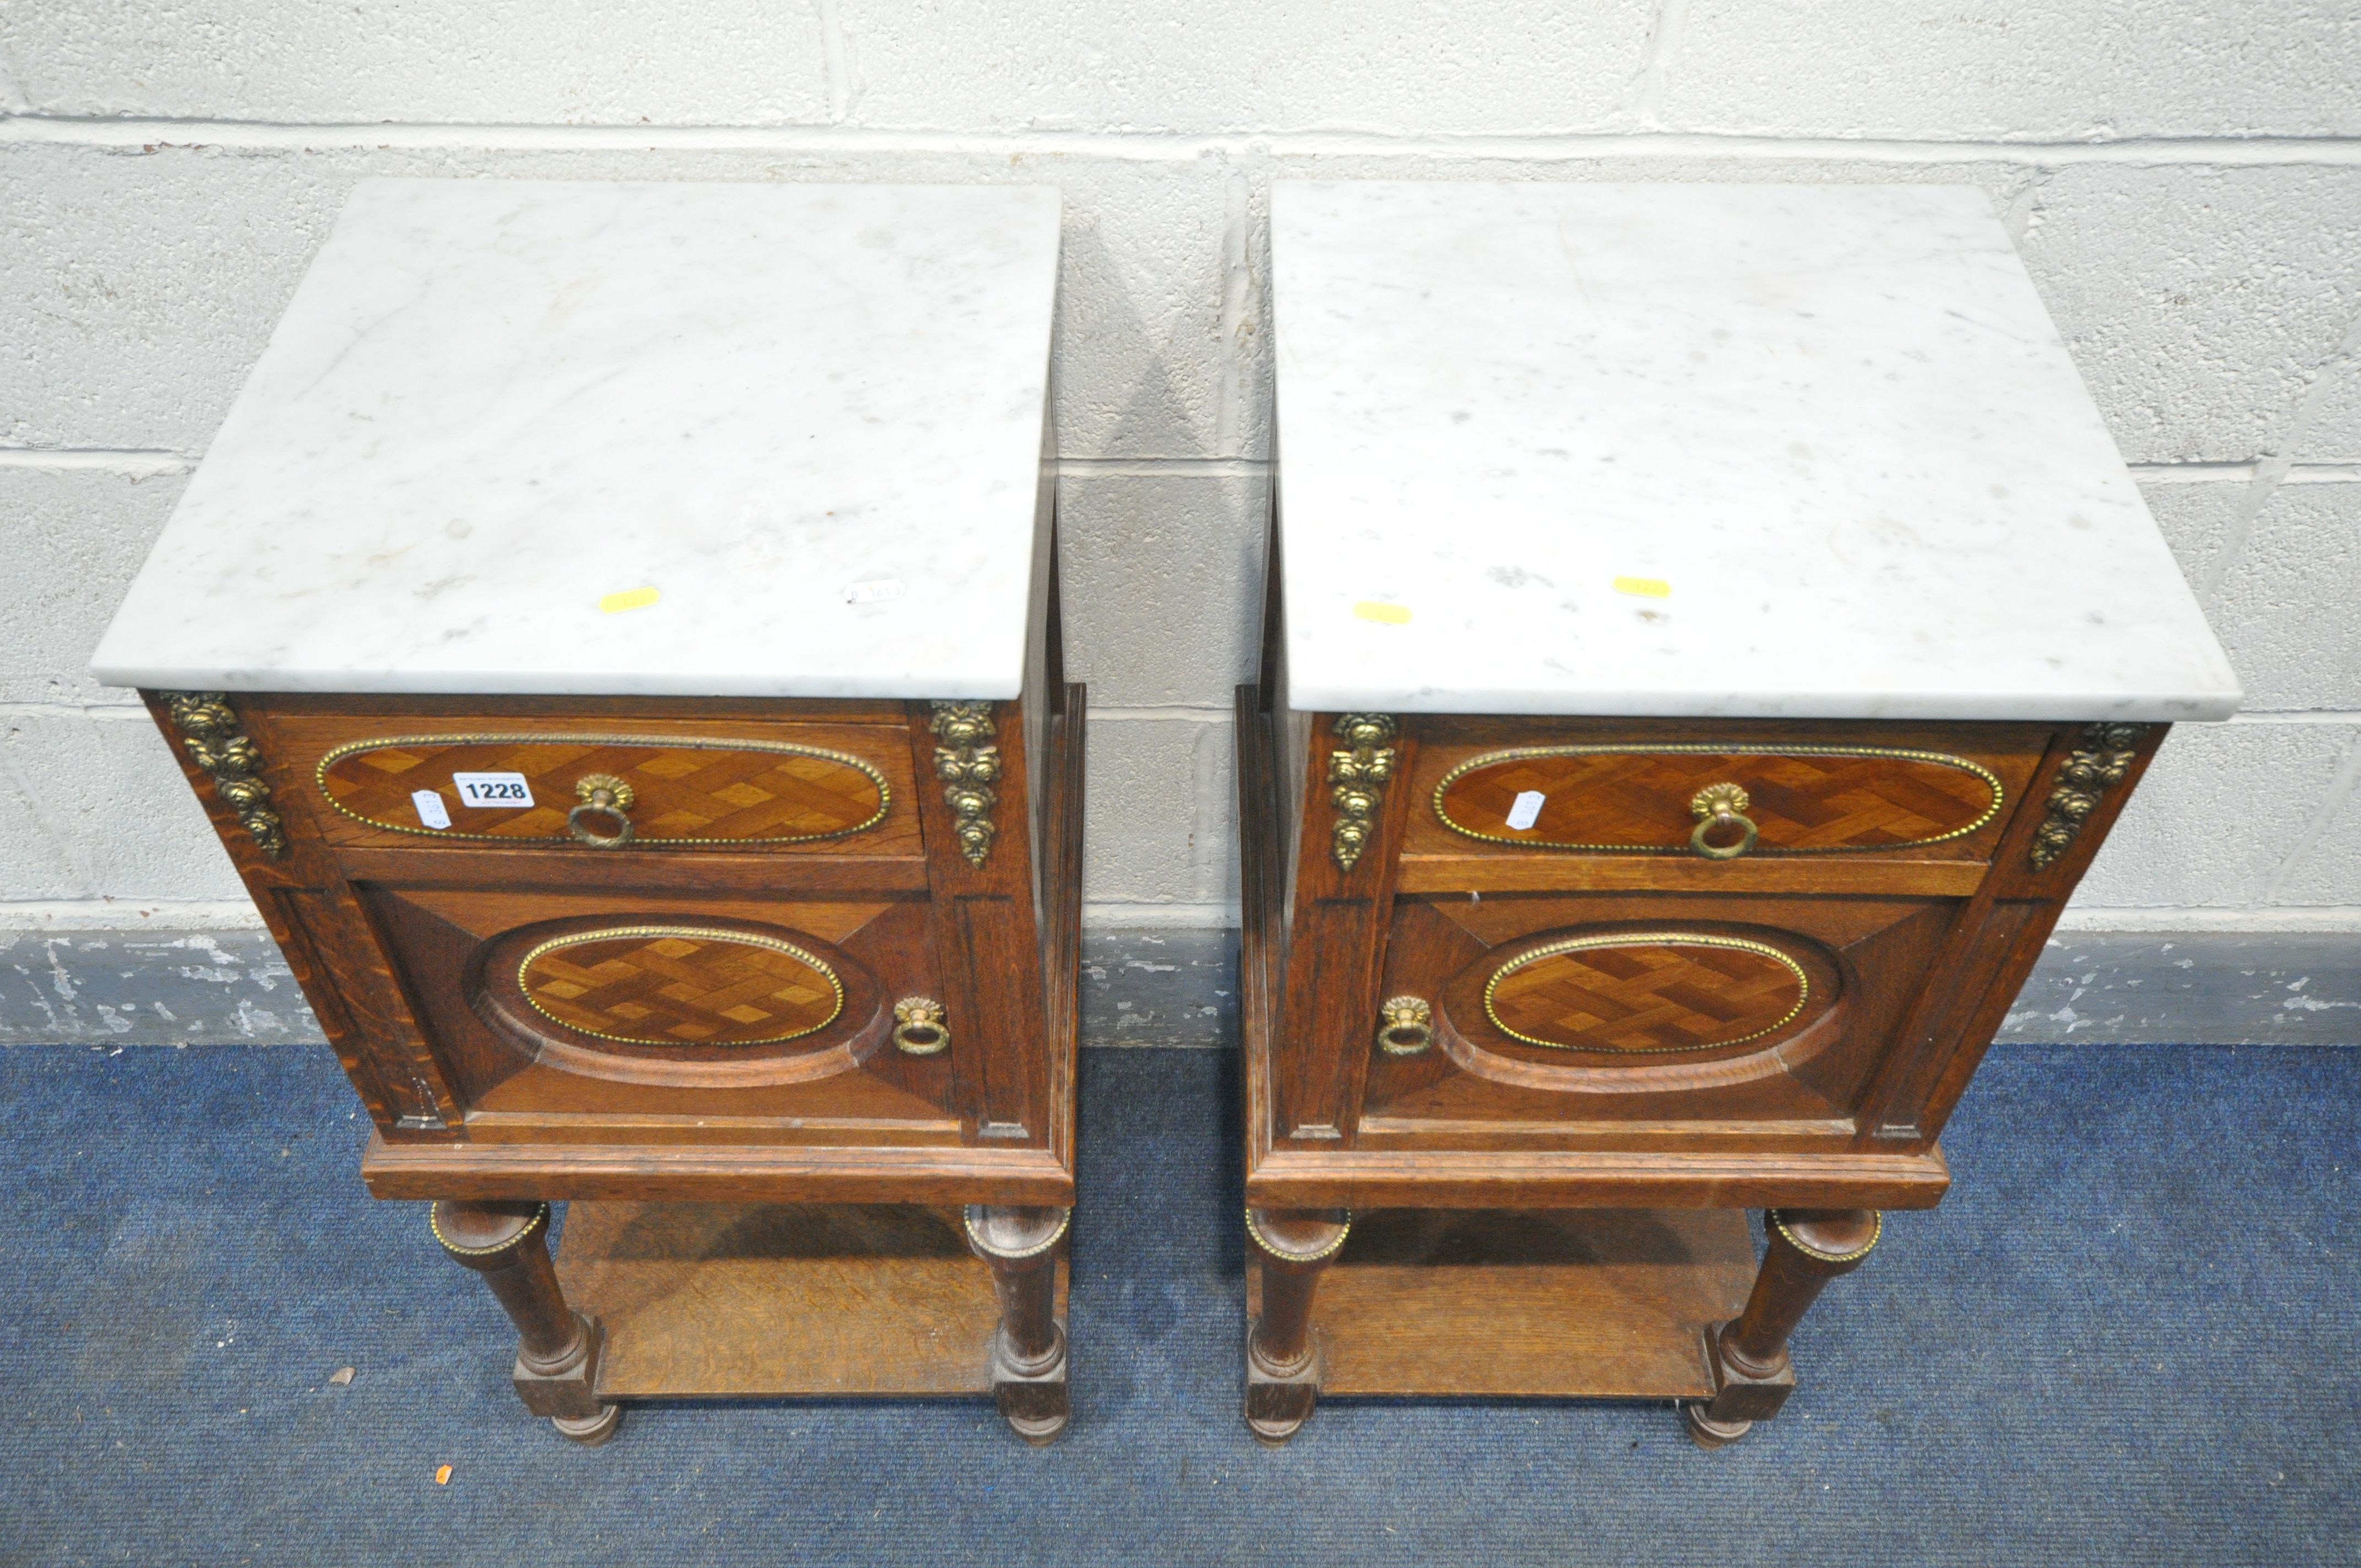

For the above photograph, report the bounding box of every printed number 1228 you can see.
[452,772,534,809]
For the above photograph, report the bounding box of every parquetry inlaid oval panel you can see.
[517,925,845,1046]
[1434,745,2003,854]
[1483,933,1810,1054]
[316,733,889,845]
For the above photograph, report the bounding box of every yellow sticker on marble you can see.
[1353,601,1413,624]
[599,586,661,614]
[1612,576,1672,599]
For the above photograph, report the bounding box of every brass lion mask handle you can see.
[893,998,950,1056]
[1376,995,1435,1057]
[568,774,637,849]
[1689,783,1759,861]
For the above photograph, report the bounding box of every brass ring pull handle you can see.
[567,774,637,849]
[1688,783,1759,861]
[893,997,950,1056]
[1377,995,1435,1057]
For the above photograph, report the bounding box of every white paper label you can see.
[452,772,534,809]
[411,790,452,830]
[1505,790,1546,831]
[844,577,906,605]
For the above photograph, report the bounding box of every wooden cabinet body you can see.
[151,674,1083,1439]
[153,683,1080,1202]
[1246,694,2157,1198]
[1236,671,2161,1438]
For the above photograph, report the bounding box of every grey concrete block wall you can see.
[2306,361,2361,463]
[0,466,186,706]
[1,6,2357,952]
[1659,2,2361,140]
[2011,164,2361,465]
[0,708,237,904]
[10,1,840,124]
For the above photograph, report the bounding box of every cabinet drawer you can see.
[1429,742,2015,858]
[264,714,924,858]
[1394,721,2054,896]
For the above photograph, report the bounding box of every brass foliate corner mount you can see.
[2028,722,2147,870]
[930,700,1002,868]
[1328,712,1399,872]
[162,691,286,859]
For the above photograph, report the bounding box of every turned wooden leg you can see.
[1689,1208,1882,1450]
[1244,1207,1350,1446]
[431,1200,619,1446]
[964,1205,1071,1445]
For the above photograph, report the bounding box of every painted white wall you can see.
[1,2,2356,934]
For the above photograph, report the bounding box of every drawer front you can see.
[1431,744,2006,858]
[270,715,923,857]
[1390,722,2059,899]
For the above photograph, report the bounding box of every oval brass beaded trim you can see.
[1768,1208,1883,1264]
[315,732,890,846]
[962,1206,1072,1261]
[1434,743,2004,853]
[429,1201,551,1257]
[516,925,845,1047]
[1243,1208,1353,1264]
[1483,932,1811,1054]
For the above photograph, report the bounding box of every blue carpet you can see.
[0,1042,2353,1566]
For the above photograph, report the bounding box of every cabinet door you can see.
[1356,890,1957,1151]
[362,881,967,1147]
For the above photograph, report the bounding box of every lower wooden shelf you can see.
[1250,1207,1755,1400]
[553,1201,1065,1400]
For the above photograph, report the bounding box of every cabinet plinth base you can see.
[552,1403,624,1446]
[551,1201,1067,1401]
[987,1325,1072,1446]
[1684,1402,1755,1449]
[1245,1207,1754,1400]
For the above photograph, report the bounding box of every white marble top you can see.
[1271,182,2240,721]
[93,179,1062,698]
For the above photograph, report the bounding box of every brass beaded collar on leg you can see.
[1244,1208,1353,1264]
[1767,1208,1881,1265]
[963,1206,1071,1261]
[429,1201,551,1258]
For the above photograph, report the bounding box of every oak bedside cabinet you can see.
[1240,182,2240,1447]
[91,179,1081,1445]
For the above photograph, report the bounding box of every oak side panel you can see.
[1273,714,1418,1142]
[142,690,462,1133]
[1035,684,1086,1181]
[909,699,1049,1146]
[1855,722,2168,1146]
[1236,683,1287,1193]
